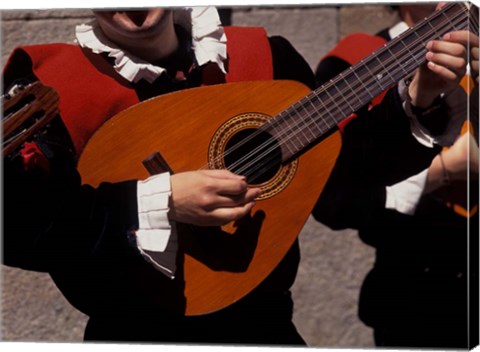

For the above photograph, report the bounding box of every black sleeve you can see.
[268,36,316,90]
[315,56,351,86]
[312,58,440,230]
[2,49,142,273]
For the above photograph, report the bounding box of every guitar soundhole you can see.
[208,112,298,200]
[224,128,281,185]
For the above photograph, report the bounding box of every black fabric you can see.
[357,200,477,349]
[2,30,312,345]
[83,290,304,346]
[269,35,316,90]
[314,56,350,87]
[312,86,440,229]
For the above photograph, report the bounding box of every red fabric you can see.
[322,33,387,67]
[224,26,273,82]
[337,113,358,132]
[21,44,139,156]
[20,141,50,174]
[20,27,273,157]
[320,33,388,131]
[14,26,273,165]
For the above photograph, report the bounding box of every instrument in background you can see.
[2,81,59,157]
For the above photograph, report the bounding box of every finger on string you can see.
[203,169,247,180]
[215,188,262,208]
[426,52,467,77]
[427,61,461,82]
[443,31,480,48]
[209,202,257,225]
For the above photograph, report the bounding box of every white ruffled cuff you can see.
[398,79,437,148]
[137,172,172,247]
[136,172,177,278]
[385,169,429,215]
[398,79,465,148]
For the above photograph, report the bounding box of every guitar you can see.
[78,3,478,315]
[2,81,60,157]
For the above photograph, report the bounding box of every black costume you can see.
[313,27,479,349]
[3,24,312,345]
[3,17,456,346]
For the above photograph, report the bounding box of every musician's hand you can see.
[408,30,477,108]
[445,30,479,84]
[169,170,262,226]
[425,133,479,193]
[442,132,479,181]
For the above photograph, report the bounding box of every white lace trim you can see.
[75,6,227,83]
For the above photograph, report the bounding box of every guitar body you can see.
[78,80,341,315]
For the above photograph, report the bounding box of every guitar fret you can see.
[426,20,440,39]
[351,66,375,100]
[301,99,321,140]
[305,99,322,131]
[362,58,385,92]
[324,83,347,118]
[284,106,308,152]
[332,84,355,112]
[373,52,397,88]
[393,42,412,77]
[356,89,377,110]
[395,44,424,80]
[338,71,364,110]
[279,115,297,155]
[296,103,317,142]
[441,7,460,31]
[290,92,325,145]
[311,90,336,124]
[300,105,318,143]
[310,92,336,130]
[288,106,310,144]
[277,110,299,155]
[268,3,471,162]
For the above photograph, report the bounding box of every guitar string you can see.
[225,4,466,176]
[229,6,467,182]
[242,10,470,182]
[293,5,468,141]
[233,6,468,180]
[306,4,472,124]
[239,8,469,182]
[223,2,466,171]
[288,4,468,133]
[201,4,467,181]
[235,6,469,181]
[205,3,465,175]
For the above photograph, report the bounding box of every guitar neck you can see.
[267,2,478,162]
[2,82,60,157]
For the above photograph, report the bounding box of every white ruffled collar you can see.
[388,21,409,39]
[75,7,227,83]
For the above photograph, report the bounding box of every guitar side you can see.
[78,80,342,315]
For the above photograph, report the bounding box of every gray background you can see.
[1,4,401,347]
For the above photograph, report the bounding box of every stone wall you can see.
[1,4,399,347]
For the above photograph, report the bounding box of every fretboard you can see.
[266,2,478,162]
